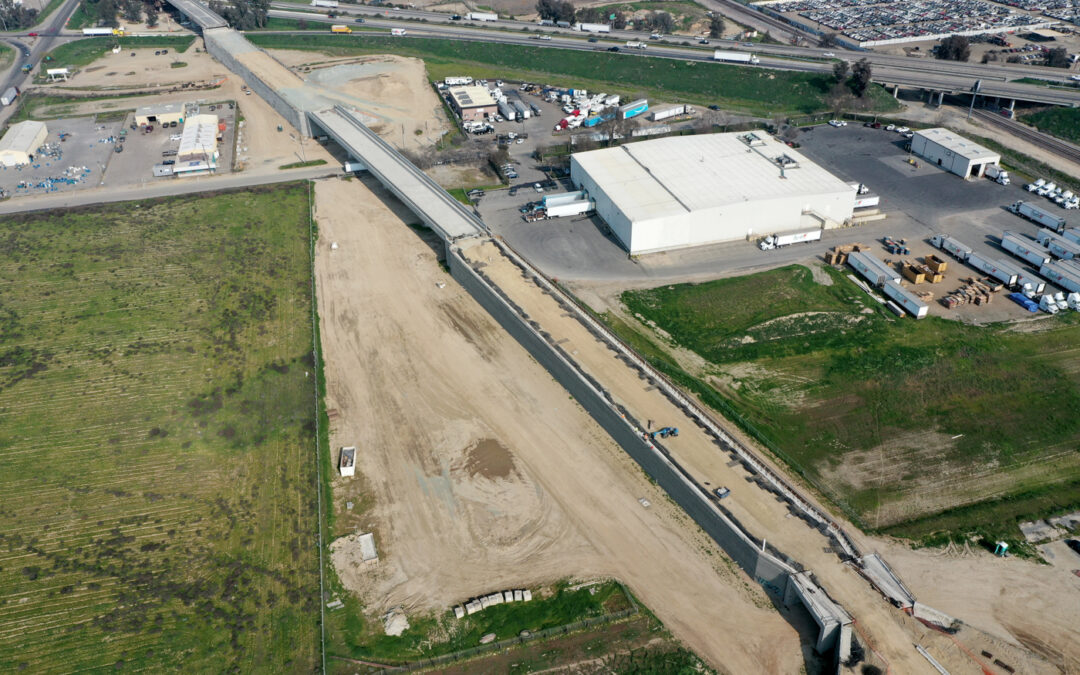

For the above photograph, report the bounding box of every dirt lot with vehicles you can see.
[0,116,119,197]
[312,178,802,673]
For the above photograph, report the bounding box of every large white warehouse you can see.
[910,128,1000,179]
[570,132,856,255]
[0,120,48,167]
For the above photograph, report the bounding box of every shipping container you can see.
[966,252,1018,286]
[617,99,648,119]
[882,280,929,319]
[651,105,686,121]
[930,234,971,261]
[1040,261,1080,293]
[848,251,901,287]
[1009,200,1066,232]
[1001,231,1051,267]
[467,12,498,21]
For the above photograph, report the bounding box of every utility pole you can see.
[967,79,981,120]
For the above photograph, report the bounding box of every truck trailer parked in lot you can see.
[930,234,972,261]
[1009,200,1066,232]
[758,229,822,250]
[1041,261,1080,293]
[713,50,759,65]
[985,164,1009,185]
[882,279,928,319]
[965,252,1020,286]
[617,99,648,119]
[1036,229,1080,259]
[848,251,901,287]
[1001,232,1051,267]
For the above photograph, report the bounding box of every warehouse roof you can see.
[914,128,999,161]
[135,101,185,117]
[0,120,47,153]
[572,133,853,223]
[448,85,496,109]
[178,114,218,159]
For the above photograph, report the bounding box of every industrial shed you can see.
[173,114,219,176]
[447,85,497,122]
[0,120,48,167]
[134,102,185,127]
[910,128,1000,179]
[570,133,856,254]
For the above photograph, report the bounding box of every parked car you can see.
[1067,539,1080,556]
[828,119,846,127]
[895,126,910,133]
[162,159,175,165]
[885,124,896,131]
[533,183,544,193]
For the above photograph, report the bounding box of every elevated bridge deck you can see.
[310,107,485,243]
[164,0,228,29]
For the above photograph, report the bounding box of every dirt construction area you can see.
[312,178,802,673]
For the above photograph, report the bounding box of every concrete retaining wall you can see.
[203,29,309,136]
[447,246,793,593]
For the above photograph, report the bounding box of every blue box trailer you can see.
[1008,292,1039,312]
[618,98,648,119]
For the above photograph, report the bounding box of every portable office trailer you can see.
[848,251,900,287]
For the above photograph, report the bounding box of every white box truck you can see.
[713,50,759,65]
[930,234,971,261]
[1000,232,1051,267]
[759,229,821,250]
[626,41,647,49]
[467,12,498,21]
[985,164,1009,185]
[882,280,928,319]
[343,161,365,172]
[1,87,18,106]
[1009,200,1066,232]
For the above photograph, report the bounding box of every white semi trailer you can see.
[930,234,972,260]
[882,280,928,319]
[713,50,760,65]
[759,229,821,250]
[1000,232,1051,267]
[1009,200,1066,232]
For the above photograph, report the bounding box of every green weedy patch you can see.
[615,265,1080,550]
[44,35,196,69]
[247,34,901,115]
[1020,107,1080,146]
[0,185,320,672]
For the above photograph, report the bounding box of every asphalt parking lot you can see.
[0,117,121,197]
[105,101,238,187]
[480,123,1080,318]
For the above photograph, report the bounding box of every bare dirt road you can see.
[313,178,802,673]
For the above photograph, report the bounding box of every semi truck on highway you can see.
[311,0,338,6]
[575,22,611,33]
[1009,200,1065,232]
[1,86,18,106]
[82,27,124,36]
[713,50,759,65]
[758,229,821,250]
[467,12,498,21]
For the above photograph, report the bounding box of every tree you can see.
[144,1,158,26]
[708,15,725,39]
[0,0,40,30]
[851,58,872,97]
[576,6,602,23]
[611,11,626,29]
[535,0,574,23]
[121,0,142,23]
[819,32,838,48]
[651,11,674,34]
[832,59,850,83]
[1047,47,1069,68]
[936,35,970,62]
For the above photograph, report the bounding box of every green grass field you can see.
[612,266,1080,550]
[44,35,195,69]
[248,34,900,115]
[326,580,633,664]
[0,185,321,672]
[1021,107,1080,145]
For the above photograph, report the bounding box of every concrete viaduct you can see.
[159,0,938,665]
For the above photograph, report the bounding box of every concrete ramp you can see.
[859,553,916,609]
[309,107,485,243]
[162,0,228,30]
[785,571,853,656]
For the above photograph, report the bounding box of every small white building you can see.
[571,132,855,255]
[0,120,48,167]
[339,446,356,477]
[910,128,1000,179]
[134,102,185,127]
[357,532,378,564]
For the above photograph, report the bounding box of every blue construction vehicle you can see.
[650,426,679,439]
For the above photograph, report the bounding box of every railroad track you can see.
[972,108,1080,167]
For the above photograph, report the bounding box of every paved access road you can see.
[0,164,339,215]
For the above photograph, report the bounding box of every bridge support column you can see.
[937,91,944,106]
[1008,98,1015,111]
[892,84,900,98]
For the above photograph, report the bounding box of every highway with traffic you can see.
[263,1,1080,106]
